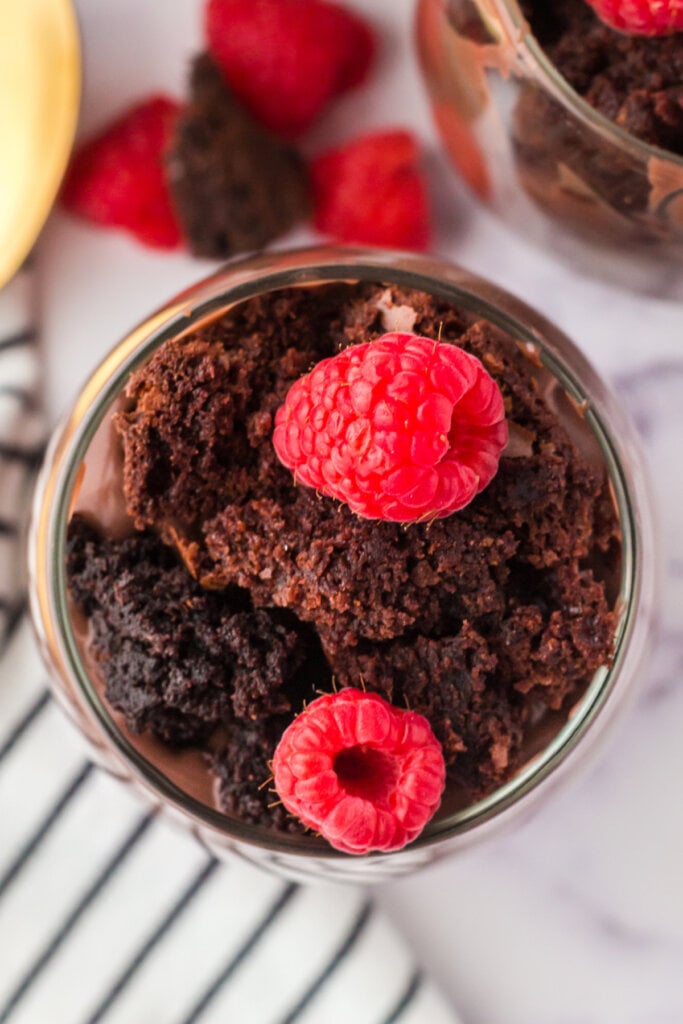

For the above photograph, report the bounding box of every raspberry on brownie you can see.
[272,332,507,522]
[272,689,446,854]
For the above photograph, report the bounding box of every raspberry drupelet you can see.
[272,688,446,854]
[273,331,508,523]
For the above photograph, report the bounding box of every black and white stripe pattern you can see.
[0,265,44,648]
[0,275,458,1022]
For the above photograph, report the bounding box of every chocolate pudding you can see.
[65,282,621,839]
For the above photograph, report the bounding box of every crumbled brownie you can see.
[68,282,620,831]
[166,54,310,259]
[116,285,351,568]
[496,561,617,709]
[116,285,616,657]
[66,515,319,744]
[203,490,518,653]
[523,0,683,155]
[332,625,525,792]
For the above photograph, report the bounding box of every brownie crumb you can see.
[166,54,310,258]
[116,284,357,571]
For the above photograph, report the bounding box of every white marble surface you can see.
[37,1,683,1021]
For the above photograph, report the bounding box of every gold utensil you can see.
[0,0,81,288]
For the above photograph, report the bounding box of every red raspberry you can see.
[311,130,431,251]
[205,0,375,139]
[584,0,683,35]
[273,332,508,522]
[272,688,446,854]
[61,96,183,249]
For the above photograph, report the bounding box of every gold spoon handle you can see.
[0,0,81,288]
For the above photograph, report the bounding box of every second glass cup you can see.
[29,247,655,883]
[417,0,683,296]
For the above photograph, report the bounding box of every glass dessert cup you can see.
[29,246,655,883]
[417,0,683,297]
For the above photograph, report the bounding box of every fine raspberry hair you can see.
[273,332,508,523]
[584,0,683,35]
[272,688,446,854]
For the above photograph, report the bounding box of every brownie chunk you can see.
[166,54,310,258]
[66,515,318,744]
[332,624,525,796]
[204,491,518,653]
[116,285,352,572]
[523,0,683,155]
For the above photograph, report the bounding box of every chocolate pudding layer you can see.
[523,0,683,156]
[66,282,621,835]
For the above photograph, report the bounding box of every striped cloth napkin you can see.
[0,268,459,1024]
[0,264,43,640]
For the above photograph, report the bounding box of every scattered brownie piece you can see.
[166,54,310,258]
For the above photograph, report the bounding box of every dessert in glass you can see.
[417,0,683,295]
[29,247,654,883]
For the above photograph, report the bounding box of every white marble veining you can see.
[37,0,683,1021]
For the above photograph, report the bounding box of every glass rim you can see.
[30,245,651,862]
[495,0,683,171]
